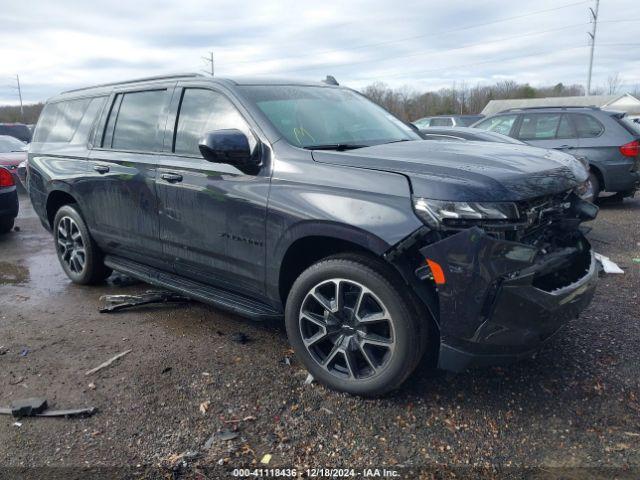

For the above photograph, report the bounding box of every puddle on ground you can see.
[0,261,30,285]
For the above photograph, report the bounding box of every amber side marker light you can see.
[426,259,446,285]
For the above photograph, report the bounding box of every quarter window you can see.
[475,115,517,136]
[34,97,93,143]
[103,90,166,151]
[556,114,577,139]
[573,114,604,138]
[174,89,254,155]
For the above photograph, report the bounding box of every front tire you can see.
[285,255,425,396]
[0,216,14,234]
[53,205,112,284]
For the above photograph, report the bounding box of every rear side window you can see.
[174,88,254,155]
[475,114,517,136]
[34,98,93,143]
[0,124,32,143]
[430,117,453,127]
[103,90,166,151]
[517,113,561,140]
[572,114,604,138]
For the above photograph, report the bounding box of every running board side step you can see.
[103,256,282,320]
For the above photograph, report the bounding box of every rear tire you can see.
[0,216,14,234]
[53,205,112,284]
[285,254,426,396]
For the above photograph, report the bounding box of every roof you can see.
[481,93,640,116]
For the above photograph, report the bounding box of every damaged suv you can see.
[28,75,598,395]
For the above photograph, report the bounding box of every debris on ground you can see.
[0,397,97,418]
[304,373,314,385]
[320,407,334,415]
[260,454,272,465]
[223,415,256,424]
[633,258,640,264]
[230,332,250,344]
[199,401,210,415]
[99,290,190,313]
[88,383,96,390]
[8,376,24,385]
[595,253,625,274]
[19,348,29,357]
[85,349,132,376]
[106,273,141,287]
[161,367,172,374]
[12,422,21,427]
[204,429,239,449]
[161,451,200,474]
[0,346,7,355]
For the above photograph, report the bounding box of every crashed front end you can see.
[391,191,599,372]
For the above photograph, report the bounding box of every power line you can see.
[221,0,590,67]
[263,22,590,75]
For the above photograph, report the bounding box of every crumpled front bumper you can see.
[419,227,598,372]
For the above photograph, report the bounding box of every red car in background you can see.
[0,135,27,189]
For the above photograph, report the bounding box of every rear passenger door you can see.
[84,86,173,267]
[156,85,269,297]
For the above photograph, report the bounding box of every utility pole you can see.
[586,0,599,95]
[201,52,214,77]
[14,74,24,121]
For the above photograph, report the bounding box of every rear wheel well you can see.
[279,236,372,305]
[46,191,78,228]
[589,164,605,191]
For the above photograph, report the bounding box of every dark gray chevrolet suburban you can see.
[27,74,599,395]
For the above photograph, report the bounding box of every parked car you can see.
[472,107,640,200]
[419,126,525,144]
[28,75,598,396]
[0,123,32,143]
[419,127,593,201]
[413,115,484,128]
[0,167,19,233]
[0,135,28,188]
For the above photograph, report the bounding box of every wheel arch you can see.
[46,190,79,228]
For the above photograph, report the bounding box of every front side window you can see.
[174,89,254,155]
[34,98,93,143]
[474,114,517,136]
[517,113,561,140]
[573,114,604,138]
[239,86,420,148]
[104,90,166,151]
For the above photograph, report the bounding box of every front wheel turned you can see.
[285,256,424,396]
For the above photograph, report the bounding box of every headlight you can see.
[413,196,520,229]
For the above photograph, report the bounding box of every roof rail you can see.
[62,73,206,94]
[498,105,601,113]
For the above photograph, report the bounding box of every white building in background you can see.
[482,93,640,118]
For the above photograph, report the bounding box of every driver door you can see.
[156,86,269,297]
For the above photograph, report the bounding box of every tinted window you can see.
[457,116,483,126]
[475,114,517,136]
[430,117,453,127]
[556,114,576,139]
[517,113,561,140]
[413,118,431,128]
[105,90,166,151]
[174,89,254,155]
[70,97,107,145]
[33,98,93,143]
[573,114,604,138]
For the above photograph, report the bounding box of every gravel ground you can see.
[0,194,638,479]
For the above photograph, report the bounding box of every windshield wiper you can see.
[303,144,367,151]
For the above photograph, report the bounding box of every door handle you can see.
[161,172,183,183]
[93,164,110,174]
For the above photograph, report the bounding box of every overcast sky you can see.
[0,0,638,104]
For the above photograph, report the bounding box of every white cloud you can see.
[0,0,638,103]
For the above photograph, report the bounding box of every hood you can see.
[0,151,27,167]
[312,140,586,201]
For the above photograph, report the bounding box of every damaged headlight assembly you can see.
[412,196,520,229]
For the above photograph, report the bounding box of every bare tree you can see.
[607,73,622,95]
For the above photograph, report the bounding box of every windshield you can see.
[240,86,420,148]
[0,135,27,153]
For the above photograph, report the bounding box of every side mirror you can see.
[198,129,261,172]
